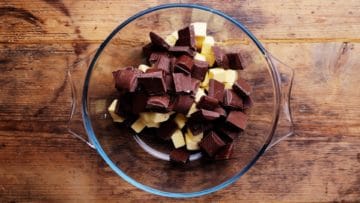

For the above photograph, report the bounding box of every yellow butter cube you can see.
[194,53,207,62]
[165,31,179,46]
[138,64,150,72]
[108,99,125,123]
[145,122,160,128]
[201,36,215,66]
[185,130,204,151]
[224,69,238,84]
[131,118,146,133]
[191,22,207,49]
[209,68,227,83]
[195,87,206,102]
[139,112,173,123]
[224,82,234,89]
[174,114,186,129]
[171,129,185,148]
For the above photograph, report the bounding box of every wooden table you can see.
[1,0,359,202]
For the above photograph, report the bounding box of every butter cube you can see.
[145,122,160,128]
[209,68,226,83]
[139,112,173,123]
[224,82,234,89]
[138,64,150,72]
[195,87,206,102]
[201,36,215,66]
[191,22,207,49]
[131,118,146,133]
[165,31,179,46]
[185,130,204,151]
[200,72,210,88]
[108,99,125,123]
[186,103,198,117]
[194,53,207,62]
[171,129,185,148]
[174,114,186,129]
[224,69,238,84]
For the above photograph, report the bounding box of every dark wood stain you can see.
[0,6,43,26]
[43,0,70,17]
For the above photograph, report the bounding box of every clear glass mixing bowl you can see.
[68,3,294,198]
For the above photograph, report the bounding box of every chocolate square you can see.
[154,55,171,73]
[132,93,148,114]
[226,111,248,130]
[208,79,225,102]
[223,89,243,109]
[199,131,226,157]
[173,95,194,114]
[148,52,167,65]
[233,78,252,96]
[137,71,167,95]
[157,119,178,140]
[175,26,196,50]
[170,148,190,164]
[213,46,229,69]
[146,95,170,111]
[149,32,170,50]
[196,96,219,110]
[174,55,194,74]
[112,67,141,92]
[227,52,244,70]
[214,143,234,160]
[191,60,208,81]
[173,73,192,93]
[191,109,220,121]
[169,46,195,57]
[243,95,254,109]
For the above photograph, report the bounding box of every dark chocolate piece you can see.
[154,55,171,73]
[142,43,153,58]
[199,131,226,157]
[149,32,170,50]
[174,55,194,74]
[146,95,170,111]
[191,109,220,121]
[175,26,196,50]
[208,79,225,102]
[137,71,167,95]
[223,89,243,109]
[233,78,252,96]
[112,67,140,92]
[149,52,167,65]
[214,143,234,160]
[173,95,194,114]
[213,46,229,69]
[191,60,208,81]
[170,148,190,164]
[226,111,248,130]
[216,123,240,142]
[145,68,162,73]
[213,106,227,118]
[169,46,195,57]
[226,53,244,70]
[116,92,133,116]
[132,93,148,114]
[165,74,174,92]
[157,119,178,140]
[196,96,219,110]
[173,73,192,93]
[243,95,254,109]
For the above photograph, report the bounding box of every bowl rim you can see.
[82,3,281,198]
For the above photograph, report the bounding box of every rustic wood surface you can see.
[0,0,359,202]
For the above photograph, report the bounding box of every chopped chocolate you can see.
[187,120,204,135]
[223,89,243,109]
[243,95,254,109]
[175,26,196,50]
[233,78,252,96]
[215,123,240,142]
[214,106,227,118]
[214,143,234,160]
[174,55,194,74]
[196,96,219,110]
[208,79,225,102]
[199,131,226,157]
[170,148,190,164]
[149,32,170,50]
[165,74,174,92]
[132,93,148,114]
[227,52,244,70]
[148,52,167,65]
[169,46,195,57]
[173,73,192,93]
[157,119,178,140]
[137,71,167,95]
[191,109,220,121]
[191,60,208,81]
[173,95,194,114]
[213,46,229,68]
[226,111,248,130]
[146,95,170,111]
[145,68,162,73]
[190,78,200,95]
[112,67,140,92]
[142,42,153,58]
[154,55,171,73]
[116,93,133,116]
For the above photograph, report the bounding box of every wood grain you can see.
[0,0,359,202]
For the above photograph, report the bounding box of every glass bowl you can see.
[68,3,294,198]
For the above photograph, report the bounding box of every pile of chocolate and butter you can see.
[108,22,253,164]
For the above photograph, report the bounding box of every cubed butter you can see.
[108,99,125,123]
[224,69,238,84]
[139,112,173,123]
[186,103,198,117]
[209,68,227,83]
[185,130,204,151]
[138,64,150,72]
[200,36,215,66]
[165,31,179,46]
[224,82,234,89]
[171,129,185,148]
[191,22,207,49]
[194,53,207,62]
[174,114,186,129]
[200,72,210,88]
[131,118,146,133]
[145,122,160,128]
[195,87,206,102]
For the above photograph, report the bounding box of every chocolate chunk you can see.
[233,78,252,96]
[191,109,220,121]
[174,55,194,74]
[149,52,167,65]
[196,96,219,110]
[215,123,240,142]
[190,78,200,95]
[213,46,229,69]
[243,95,254,109]
[142,43,153,58]
[157,119,178,140]
[149,32,170,50]
[226,53,244,69]
[116,93,133,116]
[175,26,196,50]
[214,143,234,160]
[137,71,167,95]
[199,131,226,157]
[154,55,170,73]
[170,148,190,164]
[145,68,162,73]
[165,74,174,92]
[173,95,194,114]
[112,67,140,92]
[208,79,225,102]
[132,93,148,114]
[226,111,248,130]
[173,73,192,93]
[146,95,170,111]
[223,89,243,109]
[191,60,208,81]
[169,57,177,73]
[169,46,195,57]
[214,106,227,118]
